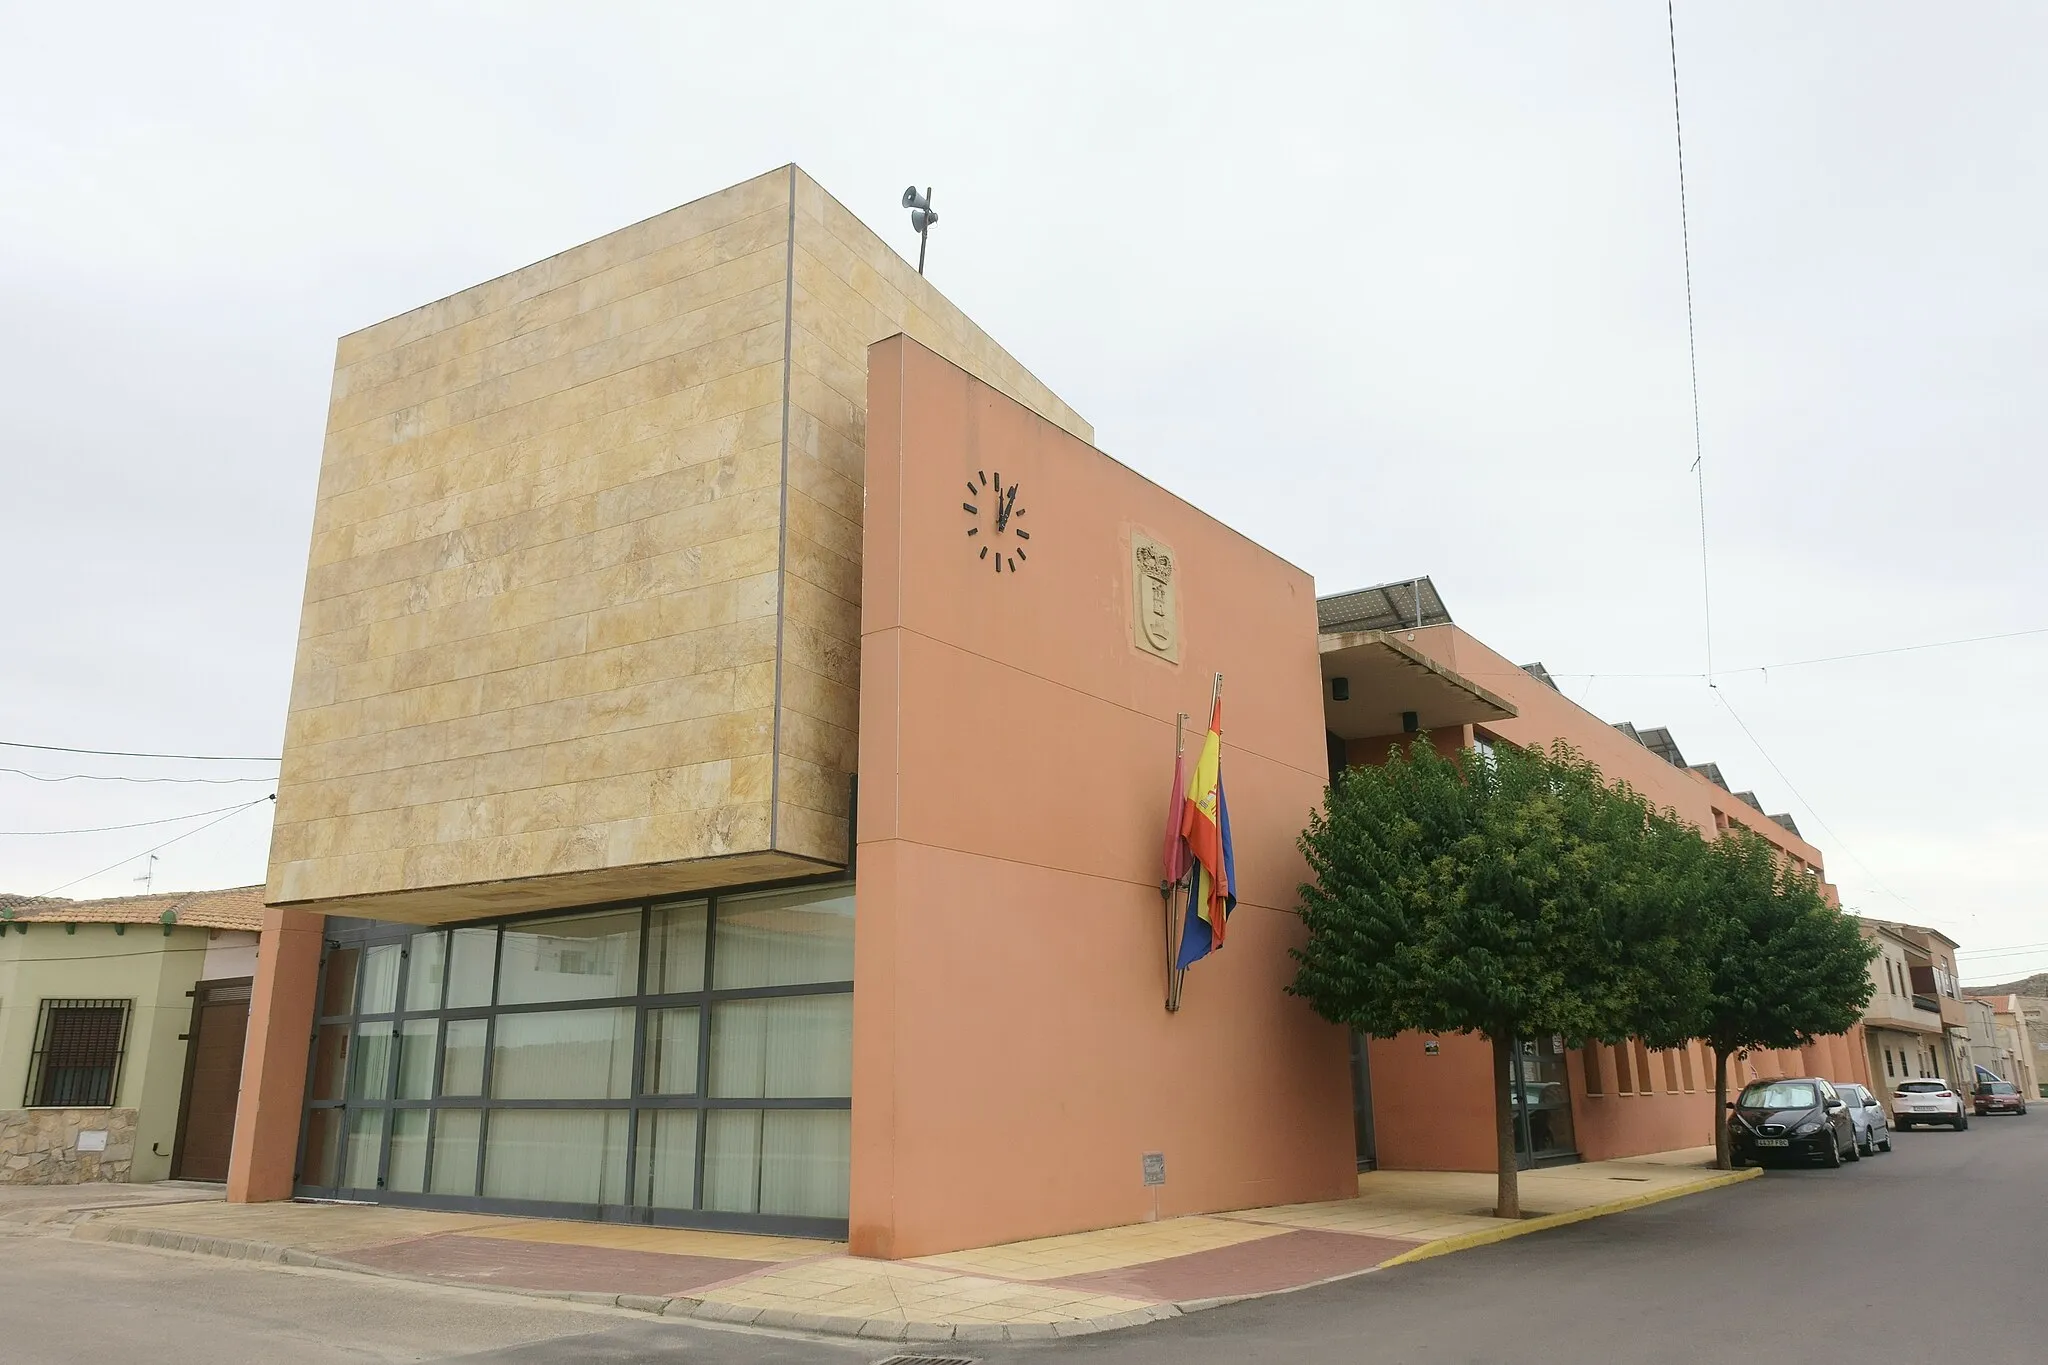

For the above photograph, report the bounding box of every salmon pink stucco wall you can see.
[851,335,1353,1259]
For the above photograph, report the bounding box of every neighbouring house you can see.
[1966,996,2005,1082]
[0,885,263,1184]
[1965,993,2039,1099]
[1858,920,1966,1115]
[1864,919,1974,1095]
[2023,997,2048,1097]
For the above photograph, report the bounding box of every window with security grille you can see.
[24,999,132,1108]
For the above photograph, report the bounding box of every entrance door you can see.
[171,978,253,1180]
[1510,1036,1579,1169]
[1348,1029,1377,1171]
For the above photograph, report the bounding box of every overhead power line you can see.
[0,799,264,836]
[0,739,279,763]
[2,767,277,786]
[38,794,276,898]
[1666,0,1713,684]
[1711,690,1943,928]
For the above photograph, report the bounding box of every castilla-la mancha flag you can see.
[1174,697,1237,969]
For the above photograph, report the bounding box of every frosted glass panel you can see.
[713,888,854,989]
[446,928,496,1008]
[490,1008,634,1100]
[498,910,640,1004]
[440,1018,486,1096]
[350,1022,394,1100]
[635,1110,699,1210]
[703,1109,849,1218]
[644,1008,700,1095]
[709,996,853,1099]
[702,1109,760,1213]
[359,943,402,1014]
[387,1110,428,1192]
[396,1020,438,1100]
[482,1110,627,1206]
[650,900,707,993]
[343,1109,384,1190]
[405,932,446,1012]
[430,1109,480,1196]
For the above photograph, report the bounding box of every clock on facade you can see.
[962,469,1030,574]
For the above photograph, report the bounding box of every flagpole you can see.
[1175,675,1221,1010]
[1163,710,1189,1013]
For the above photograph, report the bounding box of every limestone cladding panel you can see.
[271,165,1091,912]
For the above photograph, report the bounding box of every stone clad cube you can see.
[268,166,1089,922]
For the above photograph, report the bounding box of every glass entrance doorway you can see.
[1348,1029,1377,1171]
[1510,1036,1578,1168]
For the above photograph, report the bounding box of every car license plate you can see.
[1757,1138,1790,1147]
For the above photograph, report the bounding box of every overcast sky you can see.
[4,2,2042,982]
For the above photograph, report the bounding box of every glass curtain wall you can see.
[297,882,854,1235]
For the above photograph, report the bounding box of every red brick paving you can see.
[339,1233,773,1296]
[1047,1229,1421,1303]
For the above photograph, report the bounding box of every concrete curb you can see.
[65,1171,1756,1344]
[1376,1167,1763,1268]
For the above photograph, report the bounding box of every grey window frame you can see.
[293,875,852,1238]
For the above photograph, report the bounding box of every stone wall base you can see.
[0,1108,138,1184]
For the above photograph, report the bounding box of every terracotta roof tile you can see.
[0,884,266,932]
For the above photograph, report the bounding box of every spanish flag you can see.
[1175,698,1236,969]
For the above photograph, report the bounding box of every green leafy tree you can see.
[1690,829,1877,1167]
[1291,737,1697,1218]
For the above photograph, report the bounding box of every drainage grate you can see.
[873,1357,980,1365]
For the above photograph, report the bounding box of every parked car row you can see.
[1724,1072,2028,1169]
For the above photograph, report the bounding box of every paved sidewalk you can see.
[62,1149,1755,1345]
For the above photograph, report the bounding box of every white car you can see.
[1835,1082,1892,1154]
[1891,1078,1969,1130]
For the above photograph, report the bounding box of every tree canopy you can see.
[1291,736,1701,1217]
[1689,827,1877,1166]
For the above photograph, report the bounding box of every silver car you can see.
[1835,1081,1892,1154]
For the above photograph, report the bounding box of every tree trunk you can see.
[1712,1043,1731,1170]
[1491,1032,1521,1220]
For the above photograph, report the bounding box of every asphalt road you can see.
[10,1112,2043,1363]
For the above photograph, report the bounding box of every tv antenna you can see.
[901,185,937,275]
[134,853,158,894]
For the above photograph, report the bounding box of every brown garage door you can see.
[172,978,252,1181]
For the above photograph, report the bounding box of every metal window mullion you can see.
[694,896,716,1211]
[624,901,651,1209]
[473,925,504,1199]
[373,945,412,1193]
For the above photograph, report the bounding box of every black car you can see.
[1727,1076,1858,1168]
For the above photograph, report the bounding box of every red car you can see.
[1974,1081,2029,1115]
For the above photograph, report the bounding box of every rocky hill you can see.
[1968,972,2048,997]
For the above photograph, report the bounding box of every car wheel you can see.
[1857,1133,1872,1156]
[1954,1112,1969,1130]
[1879,1131,1892,1152]
[1844,1133,1862,1161]
[1822,1134,1843,1168]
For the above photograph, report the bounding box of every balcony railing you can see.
[1913,994,1941,1014]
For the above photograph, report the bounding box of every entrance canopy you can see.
[1319,630,1516,740]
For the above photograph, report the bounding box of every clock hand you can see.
[997,484,1018,532]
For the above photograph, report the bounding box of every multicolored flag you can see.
[1175,697,1236,969]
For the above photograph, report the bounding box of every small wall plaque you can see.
[1141,1151,1166,1187]
[1423,1040,1440,1056]
[1130,532,1181,662]
[76,1130,108,1153]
